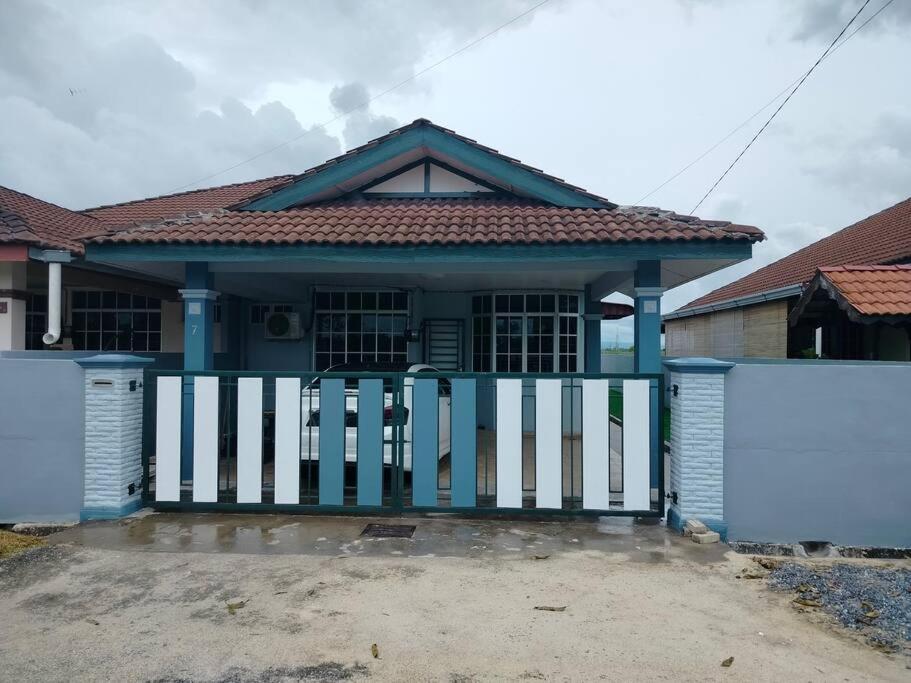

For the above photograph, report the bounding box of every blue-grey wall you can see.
[724,362,911,547]
[0,358,85,523]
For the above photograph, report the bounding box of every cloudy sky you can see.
[2,0,909,344]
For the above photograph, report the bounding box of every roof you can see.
[0,186,101,253]
[83,175,294,228]
[793,265,911,322]
[82,197,764,247]
[676,197,911,314]
[241,118,615,210]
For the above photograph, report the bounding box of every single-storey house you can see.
[663,197,911,361]
[2,119,764,514]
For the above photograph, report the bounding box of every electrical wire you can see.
[688,0,873,214]
[634,0,895,207]
[165,0,553,195]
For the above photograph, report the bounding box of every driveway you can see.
[0,513,906,682]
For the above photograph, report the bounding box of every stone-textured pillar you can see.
[76,354,154,520]
[0,261,27,351]
[664,357,733,537]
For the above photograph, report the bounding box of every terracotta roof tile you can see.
[680,197,911,310]
[83,175,295,228]
[0,186,100,253]
[819,265,911,317]
[83,197,763,247]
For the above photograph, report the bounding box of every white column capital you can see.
[633,287,665,298]
[178,288,220,301]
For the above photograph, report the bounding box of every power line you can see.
[165,0,553,195]
[688,0,873,214]
[635,0,895,207]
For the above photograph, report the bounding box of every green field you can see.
[608,388,670,443]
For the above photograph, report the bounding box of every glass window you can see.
[471,293,580,373]
[24,294,48,350]
[313,291,409,369]
[70,289,162,352]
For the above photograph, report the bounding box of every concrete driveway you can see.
[0,513,906,682]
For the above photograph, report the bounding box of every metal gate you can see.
[142,370,663,516]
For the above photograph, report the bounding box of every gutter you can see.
[662,283,803,321]
[29,249,72,345]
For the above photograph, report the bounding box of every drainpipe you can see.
[42,261,62,345]
[28,248,72,346]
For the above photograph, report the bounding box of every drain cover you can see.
[361,523,416,538]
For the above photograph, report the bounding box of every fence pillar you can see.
[663,357,733,538]
[76,354,154,520]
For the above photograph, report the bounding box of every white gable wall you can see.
[363,161,494,194]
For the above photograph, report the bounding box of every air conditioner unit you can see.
[264,312,302,340]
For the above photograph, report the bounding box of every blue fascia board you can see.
[85,241,753,264]
[239,124,609,210]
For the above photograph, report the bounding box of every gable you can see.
[239,119,614,210]
[360,159,495,196]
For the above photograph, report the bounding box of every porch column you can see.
[179,263,219,480]
[583,284,601,372]
[0,261,27,351]
[633,260,664,490]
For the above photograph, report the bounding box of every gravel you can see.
[768,562,911,652]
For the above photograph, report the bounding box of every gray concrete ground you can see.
[0,512,908,682]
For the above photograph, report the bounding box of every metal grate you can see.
[361,523,416,538]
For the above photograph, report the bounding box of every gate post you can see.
[76,354,154,520]
[663,358,733,538]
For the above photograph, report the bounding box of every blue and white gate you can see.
[143,371,663,516]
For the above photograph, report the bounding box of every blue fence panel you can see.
[356,379,384,506]
[412,378,439,507]
[450,378,477,507]
[318,378,345,505]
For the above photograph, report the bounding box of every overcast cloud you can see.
[1,0,909,345]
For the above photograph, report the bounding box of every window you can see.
[471,293,580,372]
[313,290,409,370]
[24,294,47,350]
[71,290,161,352]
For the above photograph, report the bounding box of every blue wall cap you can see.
[75,354,155,368]
[664,357,735,374]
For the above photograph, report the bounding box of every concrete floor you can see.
[1,513,907,682]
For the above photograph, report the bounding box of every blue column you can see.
[583,284,601,373]
[179,262,218,480]
[633,260,664,490]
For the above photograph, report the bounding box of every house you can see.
[2,119,763,376]
[663,197,911,361]
[1,119,764,515]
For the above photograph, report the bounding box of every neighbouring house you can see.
[663,197,911,361]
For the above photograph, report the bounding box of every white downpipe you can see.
[42,262,62,345]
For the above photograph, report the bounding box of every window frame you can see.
[312,289,410,370]
[471,291,583,373]
[68,288,162,352]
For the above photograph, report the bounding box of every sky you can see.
[1,0,910,346]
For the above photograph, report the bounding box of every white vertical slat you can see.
[622,379,651,511]
[274,377,301,505]
[582,379,611,510]
[192,376,219,502]
[236,377,263,503]
[155,376,182,502]
[496,379,523,508]
[535,379,562,509]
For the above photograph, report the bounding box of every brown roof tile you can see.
[83,197,763,247]
[83,175,295,228]
[0,186,101,253]
[819,265,911,317]
[680,197,911,310]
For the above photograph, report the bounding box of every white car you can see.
[300,362,451,471]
